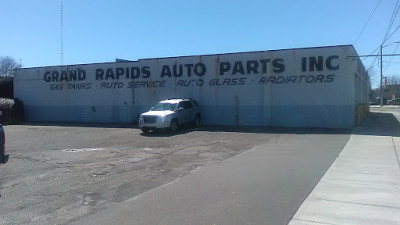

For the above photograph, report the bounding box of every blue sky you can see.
[1,0,399,88]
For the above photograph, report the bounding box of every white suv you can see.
[139,98,201,133]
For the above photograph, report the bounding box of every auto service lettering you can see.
[44,55,339,91]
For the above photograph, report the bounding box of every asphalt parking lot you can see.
[0,124,350,224]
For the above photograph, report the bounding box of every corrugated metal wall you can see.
[14,45,369,128]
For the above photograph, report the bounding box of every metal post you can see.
[61,0,63,65]
[380,44,383,106]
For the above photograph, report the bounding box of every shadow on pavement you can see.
[353,112,400,137]
[9,112,399,137]
[8,122,137,129]
[7,122,353,135]
[196,126,352,135]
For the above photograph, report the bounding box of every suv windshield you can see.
[151,102,177,111]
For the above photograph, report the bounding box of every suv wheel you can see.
[170,120,178,133]
[141,128,149,133]
[194,116,200,128]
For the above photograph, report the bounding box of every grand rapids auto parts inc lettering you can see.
[44,55,339,91]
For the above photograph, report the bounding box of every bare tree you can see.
[385,75,400,99]
[0,56,20,77]
[367,68,377,87]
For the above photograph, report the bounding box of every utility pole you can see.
[61,0,64,65]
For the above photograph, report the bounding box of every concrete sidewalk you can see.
[289,134,400,224]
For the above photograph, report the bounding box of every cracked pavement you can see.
[0,124,273,224]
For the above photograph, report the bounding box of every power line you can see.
[364,45,381,72]
[367,57,378,72]
[357,2,386,71]
[379,0,400,106]
[383,42,400,72]
[354,0,382,45]
[383,0,400,44]
[378,1,400,78]
[383,0,399,42]
[384,23,400,42]
[365,42,400,74]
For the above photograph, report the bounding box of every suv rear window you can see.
[191,100,199,107]
[182,101,193,109]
